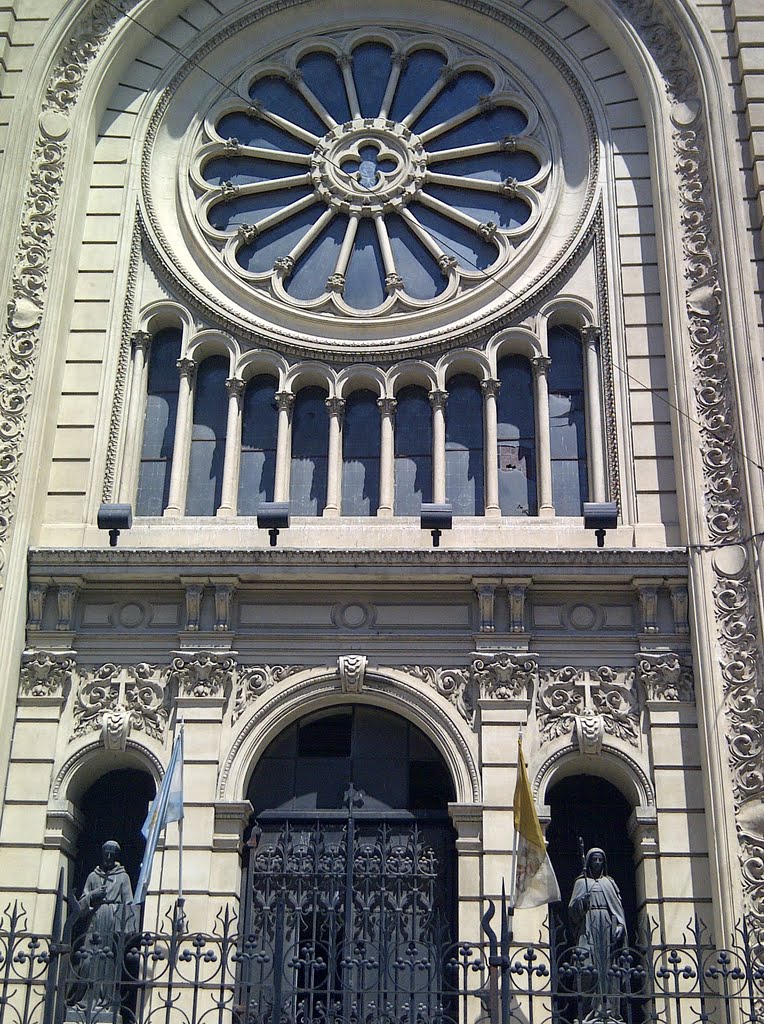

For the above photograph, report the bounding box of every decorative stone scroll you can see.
[72,663,167,749]
[19,649,75,699]
[637,652,694,703]
[536,666,640,750]
[401,665,474,726]
[232,664,301,721]
[170,651,235,698]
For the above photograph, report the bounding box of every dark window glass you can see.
[497,355,536,516]
[290,386,329,516]
[342,390,380,516]
[548,326,588,515]
[239,375,278,515]
[351,42,393,119]
[187,355,228,516]
[395,386,432,514]
[248,706,455,814]
[136,328,182,516]
[446,374,484,515]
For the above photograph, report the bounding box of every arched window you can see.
[135,327,182,516]
[73,768,154,898]
[239,375,278,515]
[446,374,484,515]
[342,390,380,516]
[497,355,536,516]
[290,386,329,515]
[548,326,589,516]
[395,386,433,514]
[187,355,228,516]
[546,775,637,941]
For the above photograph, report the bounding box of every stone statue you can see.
[68,840,137,1019]
[568,847,627,1022]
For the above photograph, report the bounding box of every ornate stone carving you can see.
[72,663,167,747]
[27,583,48,630]
[232,664,301,721]
[473,579,498,633]
[171,652,235,698]
[617,0,764,934]
[471,652,536,700]
[668,583,689,634]
[428,389,448,412]
[402,665,474,726]
[214,583,235,631]
[338,654,367,693]
[637,653,694,703]
[19,649,75,699]
[505,579,530,634]
[184,582,204,632]
[633,581,659,634]
[536,666,640,748]
[56,583,80,631]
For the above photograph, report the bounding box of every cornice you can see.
[27,546,688,579]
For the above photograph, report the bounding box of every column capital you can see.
[377,397,397,418]
[131,330,151,355]
[275,390,295,412]
[326,396,346,418]
[429,389,448,411]
[581,324,602,347]
[531,355,551,377]
[176,357,197,383]
[225,377,245,399]
[480,378,501,398]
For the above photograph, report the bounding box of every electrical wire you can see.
[99,0,764,524]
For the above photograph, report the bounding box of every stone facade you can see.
[0,0,762,959]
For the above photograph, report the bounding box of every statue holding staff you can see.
[67,840,137,1019]
[568,846,627,1022]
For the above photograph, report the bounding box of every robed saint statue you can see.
[568,847,627,1022]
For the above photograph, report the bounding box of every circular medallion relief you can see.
[144,7,597,353]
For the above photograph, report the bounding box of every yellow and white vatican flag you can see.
[512,738,560,908]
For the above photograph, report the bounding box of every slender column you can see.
[532,356,555,518]
[582,325,607,502]
[119,330,151,503]
[481,378,501,518]
[429,390,448,504]
[324,397,345,517]
[274,391,295,503]
[377,398,397,517]
[164,358,196,517]
[217,378,245,517]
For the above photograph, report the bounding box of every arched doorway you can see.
[546,775,638,942]
[73,768,155,898]
[242,705,457,1024]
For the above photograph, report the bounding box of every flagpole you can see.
[178,720,185,902]
[509,729,523,908]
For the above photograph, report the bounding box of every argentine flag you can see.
[134,725,184,904]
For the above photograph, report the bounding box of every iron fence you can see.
[0,884,762,1024]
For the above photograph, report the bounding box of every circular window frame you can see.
[187,29,552,319]
[140,0,600,356]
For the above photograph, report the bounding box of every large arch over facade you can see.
[0,0,760,956]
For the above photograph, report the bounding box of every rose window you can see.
[191,32,551,317]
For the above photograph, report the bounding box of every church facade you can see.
[0,0,763,1010]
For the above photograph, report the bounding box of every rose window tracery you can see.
[191,32,551,317]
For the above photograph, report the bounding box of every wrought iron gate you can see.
[237,786,457,1024]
